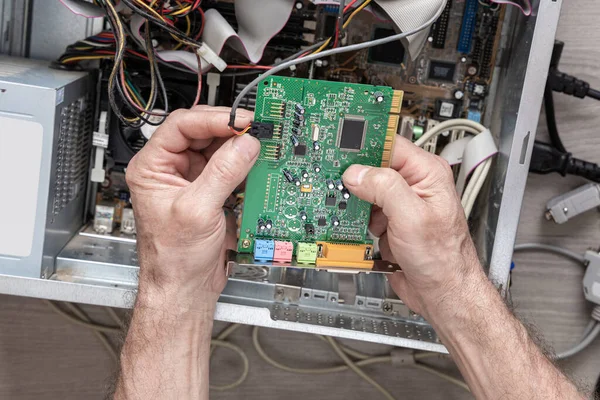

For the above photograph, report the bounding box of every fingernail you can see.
[232,134,260,161]
[343,165,369,186]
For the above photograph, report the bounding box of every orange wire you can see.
[228,124,251,136]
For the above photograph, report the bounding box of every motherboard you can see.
[237,76,402,269]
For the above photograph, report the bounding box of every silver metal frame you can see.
[0,0,563,352]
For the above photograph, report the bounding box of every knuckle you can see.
[371,168,398,188]
[210,156,238,182]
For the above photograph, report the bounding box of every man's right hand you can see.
[342,137,487,320]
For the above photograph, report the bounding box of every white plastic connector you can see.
[583,250,600,306]
[197,44,227,72]
[206,73,221,106]
[91,111,108,183]
[546,183,600,224]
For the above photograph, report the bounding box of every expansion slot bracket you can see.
[226,250,402,275]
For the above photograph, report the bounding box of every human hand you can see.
[342,137,487,320]
[126,106,259,309]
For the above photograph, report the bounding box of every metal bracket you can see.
[274,284,301,304]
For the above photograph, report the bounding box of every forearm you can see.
[429,268,583,400]
[114,284,217,400]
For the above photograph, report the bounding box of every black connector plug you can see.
[548,40,600,101]
[530,141,600,183]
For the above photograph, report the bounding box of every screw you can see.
[382,302,393,313]
[563,207,568,213]
[276,288,284,296]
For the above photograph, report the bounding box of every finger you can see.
[188,134,261,211]
[369,207,388,238]
[149,108,253,154]
[342,165,422,221]
[390,137,449,187]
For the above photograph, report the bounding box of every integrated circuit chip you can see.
[428,60,457,83]
[338,117,366,151]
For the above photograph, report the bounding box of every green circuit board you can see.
[238,76,402,256]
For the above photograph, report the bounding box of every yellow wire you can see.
[173,2,191,50]
[343,0,373,29]
[125,81,144,108]
[133,0,194,47]
[62,55,115,63]
[312,38,331,55]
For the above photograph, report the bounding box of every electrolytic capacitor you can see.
[326,179,335,190]
[301,170,309,179]
[313,164,321,173]
[313,141,320,151]
[291,135,299,147]
[294,112,305,122]
[283,169,294,183]
[299,211,307,221]
[335,179,344,191]
[331,216,340,227]
[258,218,266,230]
[265,219,273,229]
[342,189,351,200]
[373,91,384,103]
[295,103,305,115]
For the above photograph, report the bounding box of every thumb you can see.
[342,165,421,221]
[190,134,260,211]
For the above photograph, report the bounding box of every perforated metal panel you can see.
[53,95,92,217]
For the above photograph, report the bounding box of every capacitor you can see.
[454,90,465,100]
[294,112,305,122]
[257,218,266,231]
[294,178,301,187]
[295,104,305,115]
[313,164,321,173]
[326,179,335,190]
[301,170,309,179]
[293,118,303,127]
[283,169,295,183]
[265,219,273,230]
[291,135,299,147]
[313,141,320,151]
[342,189,351,200]
[300,211,307,221]
[335,179,344,191]
[292,126,301,135]
[331,216,340,227]
[373,91,385,103]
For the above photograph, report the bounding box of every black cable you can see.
[544,84,567,153]
[595,374,600,399]
[588,88,600,101]
[529,141,600,183]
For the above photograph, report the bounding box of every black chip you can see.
[338,202,347,210]
[368,27,405,65]
[294,144,307,156]
[318,217,327,227]
[325,195,336,207]
[428,60,456,82]
[338,118,366,151]
[304,224,315,235]
[249,122,274,139]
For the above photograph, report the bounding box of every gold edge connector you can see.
[390,90,404,114]
[381,114,399,168]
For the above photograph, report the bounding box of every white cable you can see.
[416,119,491,218]
[555,323,600,360]
[513,243,586,265]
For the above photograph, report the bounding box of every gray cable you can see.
[555,323,600,360]
[228,0,449,127]
[513,243,586,265]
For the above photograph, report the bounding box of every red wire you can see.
[343,0,359,12]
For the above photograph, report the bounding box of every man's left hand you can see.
[125,106,259,308]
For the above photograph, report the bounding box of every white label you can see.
[0,117,44,257]
[439,102,455,118]
[93,131,109,148]
[56,87,65,105]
